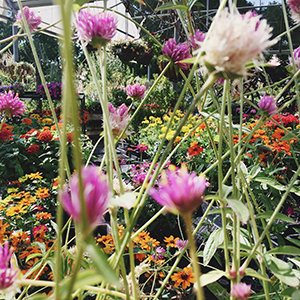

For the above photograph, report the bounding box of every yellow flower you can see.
[161,127,167,133]
[7,188,18,194]
[36,187,50,199]
[163,115,170,122]
[296,124,300,129]
[28,172,43,180]
[155,118,162,124]
[18,175,28,182]
[6,204,27,216]
[42,118,53,125]
[166,130,175,140]
[181,126,190,133]
[149,123,157,127]
[286,127,292,131]
[158,134,164,139]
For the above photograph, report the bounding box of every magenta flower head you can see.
[289,46,300,69]
[108,102,131,138]
[230,283,252,300]
[288,0,300,23]
[149,165,207,215]
[59,166,112,232]
[0,91,26,118]
[0,242,20,294]
[162,38,192,70]
[15,6,41,32]
[126,83,146,100]
[189,30,206,51]
[258,95,277,116]
[75,9,118,48]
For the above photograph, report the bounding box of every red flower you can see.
[27,144,40,154]
[0,129,13,141]
[22,118,32,125]
[187,141,203,156]
[38,131,53,142]
[67,132,73,143]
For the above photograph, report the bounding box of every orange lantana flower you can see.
[171,267,195,289]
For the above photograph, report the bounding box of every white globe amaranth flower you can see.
[201,9,276,78]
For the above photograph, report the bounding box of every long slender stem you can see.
[184,212,205,299]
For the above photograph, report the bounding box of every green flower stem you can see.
[20,279,132,299]
[241,164,300,271]
[243,77,290,97]
[274,69,300,104]
[110,207,131,300]
[131,207,166,239]
[85,135,104,166]
[282,0,300,119]
[0,29,23,55]
[218,79,230,274]
[152,243,189,300]
[0,111,9,131]
[184,212,205,300]
[124,209,139,300]
[63,243,85,300]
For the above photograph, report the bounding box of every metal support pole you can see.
[12,25,19,62]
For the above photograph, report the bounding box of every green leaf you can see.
[187,0,198,9]
[256,211,296,224]
[280,287,298,297]
[208,208,233,215]
[203,229,223,266]
[287,238,300,248]
[266,246,300,256]
[292,290,300,300]
[199,270,225,287]
[226,198,249,224]
[289,258,300,268]
[281,130,299,141]
[26,253,43,262]
[254,176,300,195]
[73,0,90,12]
[59,269,106,299]
[206,281,229,300]
[244,268,270,282]
[83,237,119,286]
[155,2,188,11]
[264,254,299,287]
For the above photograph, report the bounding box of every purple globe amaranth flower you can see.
[201,8,275,78]
[15,6,41,32]
[288,0,300,23]
[259,95,277,116]
[175,239,188,250]
[0,242,20,293]
[59,166,112,232]
[149,165,207,215]
[230,283,252,300]
[75,9,118,48]
[189,30,206,51]
[0,91,26,118]
[162,38,192,70]
[126,83,146,100]
[289,46,300,69]
[108,102,131,138]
